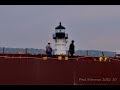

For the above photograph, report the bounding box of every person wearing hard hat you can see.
[46,41,52,57]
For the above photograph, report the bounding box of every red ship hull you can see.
[0,54,120,85]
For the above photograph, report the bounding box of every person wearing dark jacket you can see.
[69,40,75,57]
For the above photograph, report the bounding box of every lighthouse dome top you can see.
[55,22,66,29]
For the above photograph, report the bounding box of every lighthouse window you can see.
[55,29,58,33]
[60,30,64,32]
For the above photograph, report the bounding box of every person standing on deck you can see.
[46,41,52,57]
[69,40,75,58]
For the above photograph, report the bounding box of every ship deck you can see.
[0,54,120,85]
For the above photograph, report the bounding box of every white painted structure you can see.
[115,50,120,57]
[115,50,120,54]
[53,22,68,55]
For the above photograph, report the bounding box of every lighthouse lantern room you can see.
[53,22,68,55]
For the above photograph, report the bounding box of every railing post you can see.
[3,47,5,54]
[102,52,104,57]
[86,50,88,56]
[25,48,28,54]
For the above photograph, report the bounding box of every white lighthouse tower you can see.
[53,22,68,55]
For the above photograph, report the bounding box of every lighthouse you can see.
[53,22,68,55]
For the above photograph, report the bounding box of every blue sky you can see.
[0,5,120,52]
